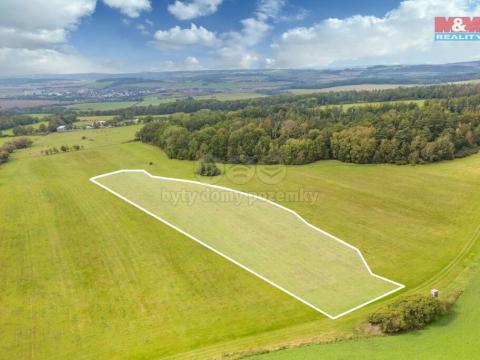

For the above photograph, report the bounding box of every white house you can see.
[94,120,107,127]
[57,125,66,132]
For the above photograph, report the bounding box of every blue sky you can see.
[70,0,401,70]
[1,0,480,75]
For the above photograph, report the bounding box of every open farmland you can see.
[1,125,480,358]
[64,92,267,112]
[92,170,403,318]
[253,259,480,360]
[288,84,415,94]
[0,99,64,110]
[64,101,140,111]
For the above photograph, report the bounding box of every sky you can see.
[1,0,480,75]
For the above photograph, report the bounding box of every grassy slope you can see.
[254,265,480,360]
[0,128,317,359]
[1,127,480,359]
[95,171,400,316]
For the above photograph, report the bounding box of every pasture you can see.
[1,125,480,358]
[254,260,480,359]
[64,101,139,111]
[92,170,403,318]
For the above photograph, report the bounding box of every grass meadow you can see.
[93,171,402,317]
[1,126,480,358]
[64,101,140,111]
[254,260,480,360]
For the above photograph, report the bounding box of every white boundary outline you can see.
[90,169,405,319]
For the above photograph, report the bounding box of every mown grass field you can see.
[93,171,402,317]
[254,261,480,360]
[1,126,480,359]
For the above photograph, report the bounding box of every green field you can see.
[73,115,115,126]
[65,101,140,111]
[64,92,266,112]
[288,84,412,94]
[1,126,480,358]
[93,170,403,317]
[140,92,266,104]
[254,262,480,360]
[191,92,266,101]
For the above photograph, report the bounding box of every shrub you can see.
[196,156,221,177]
[13,137,33,149]
[368,294,455,333]
[0,150,9,164]
[1,142,16,154]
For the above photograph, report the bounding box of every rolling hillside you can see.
[1,126,480,359]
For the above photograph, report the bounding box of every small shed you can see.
[431,289,439,298]
[57,125,66,132]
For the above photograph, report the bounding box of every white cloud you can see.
[0,0,96,49]
[271,0,480,68]
[154,23,220,48]
[0,0,100,75]
[184,56,200,66]
[102,0,151,18]
[168,0,223,20]
[232,18,271,47]
[0,28,67,49]
[0,0,96,32]
[0,48,102,76]
[0,0,155,75]
[217,46,260,69]
[215,0,284,69]
[256,0,286,21]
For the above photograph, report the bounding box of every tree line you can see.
[83,83,480,118]
[0,114,78,137]
[0,115,38,131]
[136,92,480,165]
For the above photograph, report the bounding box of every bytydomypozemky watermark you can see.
[156,188,319,206]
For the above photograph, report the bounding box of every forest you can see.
[136,87,480,165]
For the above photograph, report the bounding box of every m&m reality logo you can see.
[435,17,480,41]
